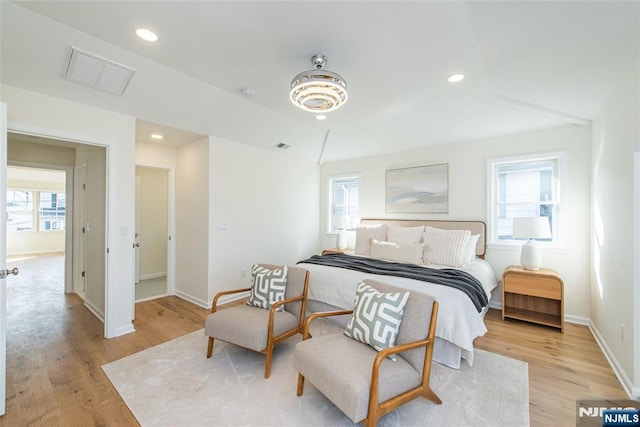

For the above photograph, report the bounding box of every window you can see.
[488,153,563,245]
[6,190,66,232]
[39,192,66,231]
[328,175,359,232]
[6,190,34,231]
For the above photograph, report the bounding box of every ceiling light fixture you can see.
[135,28,158,42]
[448,73,465,83]
[150,133,164,140]
[290,55,348,113]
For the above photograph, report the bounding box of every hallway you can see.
[2,253,208,425]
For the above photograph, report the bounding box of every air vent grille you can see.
[65,47,135,96]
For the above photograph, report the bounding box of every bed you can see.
[297,219,498,369]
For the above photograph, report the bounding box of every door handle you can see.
[0,267,19,279]
[133,243,140,248]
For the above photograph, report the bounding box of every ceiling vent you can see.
[273,142,291,150]
[64,47,135,96]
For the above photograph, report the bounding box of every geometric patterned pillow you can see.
[344,281,410,361]
[246,265,288,312]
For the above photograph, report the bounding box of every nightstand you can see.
[502,265,564,332]
[321,249,354,255]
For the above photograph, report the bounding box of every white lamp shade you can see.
[512,217,551,239]
[512,217,551,270]
[333,215,350,230]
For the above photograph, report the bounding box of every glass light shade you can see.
[290,55,348,113]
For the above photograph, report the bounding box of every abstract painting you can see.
[385,164,449,213]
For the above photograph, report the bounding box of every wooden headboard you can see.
[359,219,487,258]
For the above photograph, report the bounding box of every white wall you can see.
[2,84,136,338]
[175,137,211,305]
[208,137,320,305]
[590,64,639,398]
[320,125,592,319]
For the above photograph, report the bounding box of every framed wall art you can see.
[385,163,449,213]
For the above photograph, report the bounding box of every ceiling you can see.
[1,1,638,162]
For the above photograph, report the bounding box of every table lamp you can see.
[512,217,552,270]
[333,215,350,250]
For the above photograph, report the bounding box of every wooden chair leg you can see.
[264,350,273,378]
[206,337,214,358]
[296,374,305,396]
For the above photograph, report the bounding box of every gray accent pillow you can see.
[246,265,288,311]
[344,281,410,360]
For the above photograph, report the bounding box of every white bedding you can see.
[298,257,498,369]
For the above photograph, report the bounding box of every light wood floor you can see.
[1,255,628,426]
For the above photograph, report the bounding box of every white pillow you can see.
[462,234,481,264]
[386,225,425,245]
[423,227,471,267]
[354,224,387,255]
[370,239,426,265]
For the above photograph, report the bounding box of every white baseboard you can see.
[213,292,249,310]
[139,272,166,281]
[588,320,636,400]
[84,299,104,323]
[174,289,248,310]
[112,324,136,337]
[174,290,210,309]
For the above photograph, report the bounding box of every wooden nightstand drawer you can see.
[503,276,561,300]
[502,265,564,332]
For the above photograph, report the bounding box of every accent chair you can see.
[293,279,441,426]
[205,264,309,379]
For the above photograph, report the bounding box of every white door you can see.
[0,103,11,415]
[134,175,141,284]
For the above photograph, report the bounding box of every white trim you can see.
[6,121,133,339]
[84,299,104,323]
[174,290,210,309]
[135,293,169,303]
[326,173,360,234]
[633,152,640,398]
[111,324,136,338]
[135,161,176,298]
[486,151,567,247]
[139,272,166,281]
[589,320,637,399]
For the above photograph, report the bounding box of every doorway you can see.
[7,132,107,320]
[134,165,170,302]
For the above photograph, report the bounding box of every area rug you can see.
[103,322,529,427]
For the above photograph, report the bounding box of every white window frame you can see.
[7,188,66,232]
[326,174,360,234]
[487,151,566,247]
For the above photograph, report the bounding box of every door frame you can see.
[6,121,115,338]
[134,161,176,301]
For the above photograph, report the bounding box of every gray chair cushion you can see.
[363,279,435,375]
[294,333,421,423]
[205,305,298,351]
[260,264,308,320]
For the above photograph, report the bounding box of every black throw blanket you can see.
[298,253,488,312]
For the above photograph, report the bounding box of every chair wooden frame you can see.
[206,270,309,378]
[296,300,441,426]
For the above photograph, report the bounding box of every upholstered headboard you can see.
[359,219,487,258]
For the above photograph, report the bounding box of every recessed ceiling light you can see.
[135,28,158,42]
[150,133,164,140]
[316,115,327,120]
[241,88,255,96]
[448,73,465,83]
